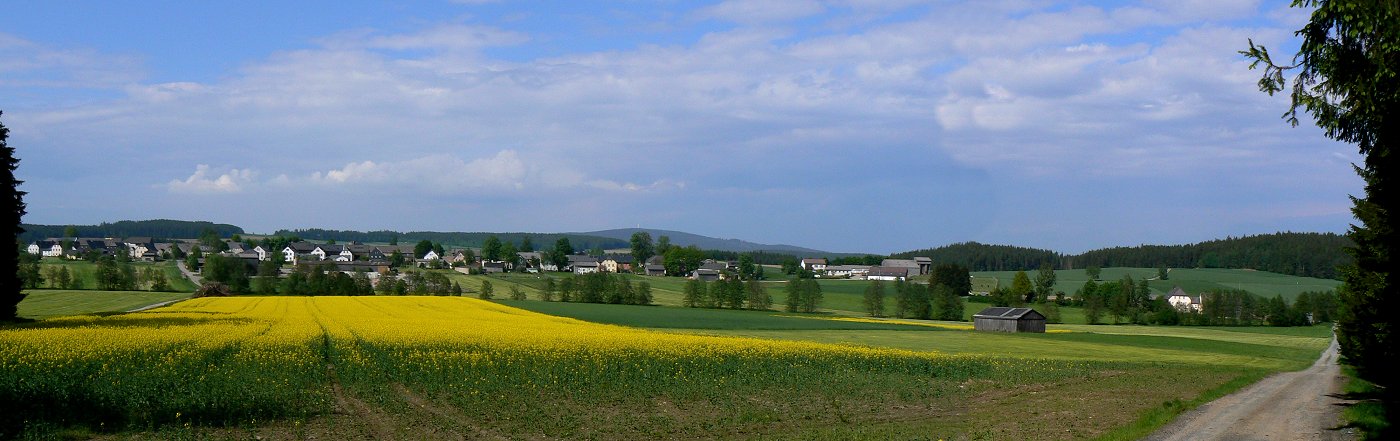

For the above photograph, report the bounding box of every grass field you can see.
[36,259,197,292]
[458,267,1338,326]
[501,301,1330,372]
[972,267,1341,301]
[2,292,1332,439]
[16,290,191,320]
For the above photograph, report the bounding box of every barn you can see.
[972,307,1047,333]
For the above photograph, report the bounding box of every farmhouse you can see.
[1166,287,1203,312]
[822,265,869,278]
[866,266,909,281]
[972,307,1046,333]
[27,240,64,257]
[800,258,827,272]
[600,254,634,273]
[644,264,666,276]
[693,269,721,281]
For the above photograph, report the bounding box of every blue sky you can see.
[1,0,1360,253]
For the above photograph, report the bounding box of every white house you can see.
[1166,287,1202,312]
[420,250,440,261]
[253,245,274,261]
[800,258,827,272]
[27,240,64,257]
[311,244,346,261]
[282,242,318,263]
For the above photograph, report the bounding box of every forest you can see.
[19,220,244,243]
[892,232,1350,279]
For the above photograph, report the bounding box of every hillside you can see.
[578,228,835,255]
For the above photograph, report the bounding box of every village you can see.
[25,236,944,282]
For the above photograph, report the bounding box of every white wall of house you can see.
[1168,295,1202,312]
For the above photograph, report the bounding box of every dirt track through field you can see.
[1142,337,1356,441]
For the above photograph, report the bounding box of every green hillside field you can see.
[970,267,1340,302]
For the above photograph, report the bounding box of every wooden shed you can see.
[973,307,1047,333]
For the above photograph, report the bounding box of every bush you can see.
[194,282,232,298]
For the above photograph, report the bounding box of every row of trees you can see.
[533,272,653,305]
[863,280,965,321]
[681,278,773,310]
[15,252,172,292]
[273,228,626,252]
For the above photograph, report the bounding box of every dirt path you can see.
[1143,337,1356,441]
[125,298,188,312]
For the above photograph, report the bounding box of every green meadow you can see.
[17,289,191,320]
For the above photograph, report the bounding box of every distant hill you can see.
[19,219,244,243]
[577,228,836,256]
[892,232,1352,280]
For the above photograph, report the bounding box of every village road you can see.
[1142,337,1356,441]
[177,260,202,286]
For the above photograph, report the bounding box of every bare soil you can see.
[1143,338,1357,441]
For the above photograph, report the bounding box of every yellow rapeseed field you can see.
[1,296,1082,437]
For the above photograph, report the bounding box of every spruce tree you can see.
[1244,0,1398,402]
[2,111,26,320]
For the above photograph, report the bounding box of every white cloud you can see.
[167,165,256,194]
[307,150,534,190]
[0,32,142,90]
[297,150,678,194]
[695,0,826,24]
[362,24,528,51]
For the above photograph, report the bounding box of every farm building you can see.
[972,307,1047,333]
[866,266,909,281]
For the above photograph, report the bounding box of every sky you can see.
[1,0,1362,254]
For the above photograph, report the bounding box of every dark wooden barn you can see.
[972,307,1047,333]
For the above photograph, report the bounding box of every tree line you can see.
[272,228,627,252]
[19,220,244,243]
[863,264,969,321]
[679,278,775,311]
[891,232,1350,279]
[522,272,653,306]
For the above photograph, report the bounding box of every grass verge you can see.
[1340,367,1391,440]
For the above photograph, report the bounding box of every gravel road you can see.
[1142,337,1356,441]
